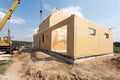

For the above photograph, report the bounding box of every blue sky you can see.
[0,0,120,42]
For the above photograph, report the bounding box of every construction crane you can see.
[0,0,20,53]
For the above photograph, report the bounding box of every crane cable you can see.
[40,0,43,22]
[8,19,10,30]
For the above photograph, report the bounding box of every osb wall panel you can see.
[67,15,75,58]
[50,11,71,27]
[33,35,36,48]
[35,15,75,58]
[34,13,113,59]
[38,30,51,50]
[33,34,40,48]
[39,18,50,32]
[74,15,113,58]
[50,15,75,58]
[39,11,71,32]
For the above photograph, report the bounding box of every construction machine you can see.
[0,0,20,53]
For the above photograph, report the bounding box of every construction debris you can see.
[0,54,11,61]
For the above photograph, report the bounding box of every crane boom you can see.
[0,0,20,31]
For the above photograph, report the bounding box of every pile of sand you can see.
[15,52,120,80]
[111,56,120,68]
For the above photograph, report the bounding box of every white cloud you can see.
[11,30,19,33]
[44,4,52,10]
[61,6,84,18]
[10,17,26,24]
[0,9,26,24]
[0,7,7,12]
[113,29,120,33]
[108,28,120,42]
[0,11,5,19]
[44,5,84,18]
[22,28,36,37]
[11,28,36,42]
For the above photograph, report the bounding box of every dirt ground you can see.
[0,51,120,80]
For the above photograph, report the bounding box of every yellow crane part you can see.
[0,0,20,31]
[0,0,20,53]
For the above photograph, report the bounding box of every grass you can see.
[114,46,120,53]
[0,60,13,75]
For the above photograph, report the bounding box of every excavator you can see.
[0,0,20,53]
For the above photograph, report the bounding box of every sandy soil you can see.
[0,59,23,80]
[0,51,120,80]
[19,52,120,80]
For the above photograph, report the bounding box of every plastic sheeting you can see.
[57,28,67,41]
[52,26,67,52]
[33,28,39,35]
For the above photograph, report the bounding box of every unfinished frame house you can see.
[33,10,113,59]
